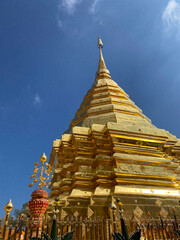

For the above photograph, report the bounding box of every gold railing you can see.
[0,215,180,240]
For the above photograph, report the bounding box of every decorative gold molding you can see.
[111,134,167,143]
[76,100,138,117]
[71,109,146,127]
[115,172,175,180]
[115,179,179,188]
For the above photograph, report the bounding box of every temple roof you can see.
[65,36,157,133]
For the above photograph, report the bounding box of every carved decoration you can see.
[155,199,162,207]
[133,206,143,219]
[74,211,79,217]
[61,209,68,219]
[159,207,168,218]
[87,207,94,218]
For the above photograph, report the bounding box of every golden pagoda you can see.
[48,36,180,219]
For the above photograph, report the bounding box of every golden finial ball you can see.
[40,153,47,163]
[4,199,13,212]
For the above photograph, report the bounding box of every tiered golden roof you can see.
[66,36,153,131]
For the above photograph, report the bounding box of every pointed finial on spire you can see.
[98,34,103,49]
[96,35,111,81]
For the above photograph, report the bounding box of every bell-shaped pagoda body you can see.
[48,37,180,219]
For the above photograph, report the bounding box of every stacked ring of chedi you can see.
[29,189,49,237]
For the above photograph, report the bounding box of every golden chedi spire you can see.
[49,36,180,221]
[96,35,111,81]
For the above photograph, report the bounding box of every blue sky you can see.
[0,0,180,217]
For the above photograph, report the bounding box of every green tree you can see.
[13,203,30,218]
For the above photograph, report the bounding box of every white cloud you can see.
[33,94,41,105]
[162,0,180,33]
[57,15,63,29]
[58,0,83,15]
[56,0,104,29]
[89,0,100,14]
[89,0,104,25]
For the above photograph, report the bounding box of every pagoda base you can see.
[56,189,180,220]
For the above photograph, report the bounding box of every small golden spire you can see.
[4,199,13,212]
[96,35,111,81]
[2,199,13,237]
